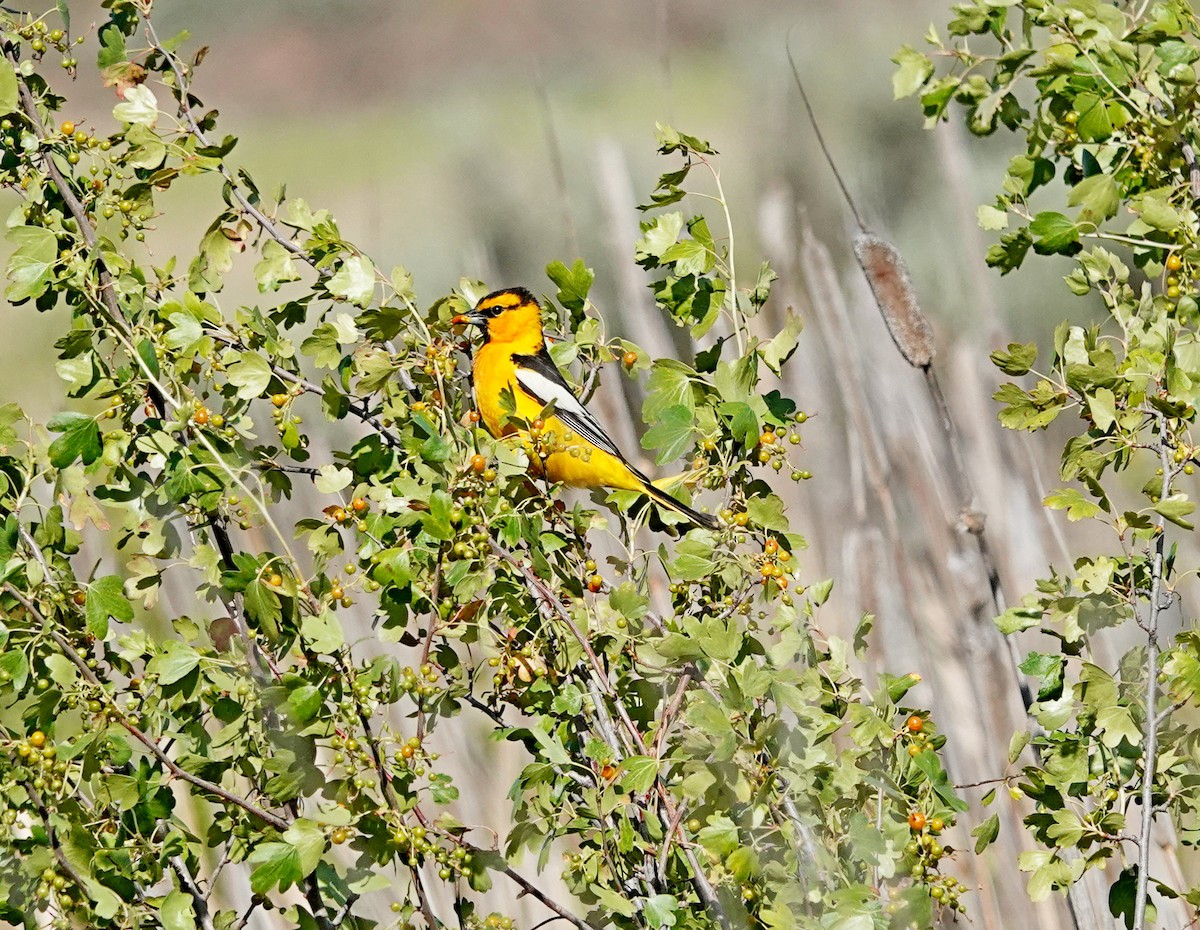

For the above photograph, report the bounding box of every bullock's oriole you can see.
[453,287,717,530]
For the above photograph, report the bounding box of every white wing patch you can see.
[514,366,623,460]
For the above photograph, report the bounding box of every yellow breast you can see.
[472,344,641,492]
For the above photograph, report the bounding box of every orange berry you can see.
[351,497,368,513]
[29,731,46,749]
[906,715,924,733]
[468,410,481,423]
[470,454,487,473]
[331,507,347,523]
[600,763,617,780]
[734,512,749,527]
[400,744,415,759]
[760,431,776,445]
[622,351,638,367]
[764,538,778,555]
[587,575,603,593]
[192,407,209,426]
[908,811,926,831]
[60,121,75,136]
[531,418,545,432]
[1167,253,1183,272]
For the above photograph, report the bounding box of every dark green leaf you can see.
[47,411,102,468]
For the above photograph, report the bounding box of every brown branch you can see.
[4,584,290,831]
[502,865,597,930]
[29,786,93,895]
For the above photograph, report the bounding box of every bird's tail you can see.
[633,470,718,531]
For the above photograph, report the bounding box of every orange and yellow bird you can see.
[453,287,717,530]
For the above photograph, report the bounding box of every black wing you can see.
[511,348,626,462]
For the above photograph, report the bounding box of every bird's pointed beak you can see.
[451,311,486,327]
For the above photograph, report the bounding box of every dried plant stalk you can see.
[853,233,935,369]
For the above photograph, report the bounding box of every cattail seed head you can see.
[853,233,935,369]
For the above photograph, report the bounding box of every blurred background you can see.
[3,1,1178,928]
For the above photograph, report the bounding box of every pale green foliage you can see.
[903,0,1200,924]
[0,5,968,930]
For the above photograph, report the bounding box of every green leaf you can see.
[86,575,133,639]
[1029,211,1080,255]
[1074,92,1112,142]
[619,755,659,793]
[149,640,201,686]
[225,352,273,400]
[1067,173,1119,226]
[1044,488,1103,521]
[608,582,649,620]
[986,227,1032,274]
[314,465,353,494]
[892,45,934,98]
[97,23,127,70]
[758,309,803,375]
[248,841,302,895]
[1153,494,1196,529]
[668,534,716,582]
[0,60,17,115]
[976,204,1009,230]
[972,813,1000,853]
[746,494,788,532]
[54,0,70,34]
[160,890,196,930]
[661,238,710,277]
[328,255,376,307]
[282,818,326,877]
[287,684,322,723]
[546,259,594,312]
[112,84,158,126]
[807,578,834,607]
[300,610,344,654]
[643,894,679,929]
[1133,188,1182,232]
[636,213,685,263]
[1007,729,1030,763]
[989,342,1037,376]
[1019,651,1064,700]
[47,411,101,468]
[995,605,1042,634]
[6,226,57,302]
[300,323,342,369]
[641,404,694,465]
[1087,387,1117,432]
[1109,867,1139,930]
[254,239,300,292]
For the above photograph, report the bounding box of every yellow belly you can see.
[473,345,641,492]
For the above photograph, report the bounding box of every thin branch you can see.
[3,584,290,831]
[169,856,217,930]
[29,786,92,896]
[1134,413,1172,930]
[502,865,597,930]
